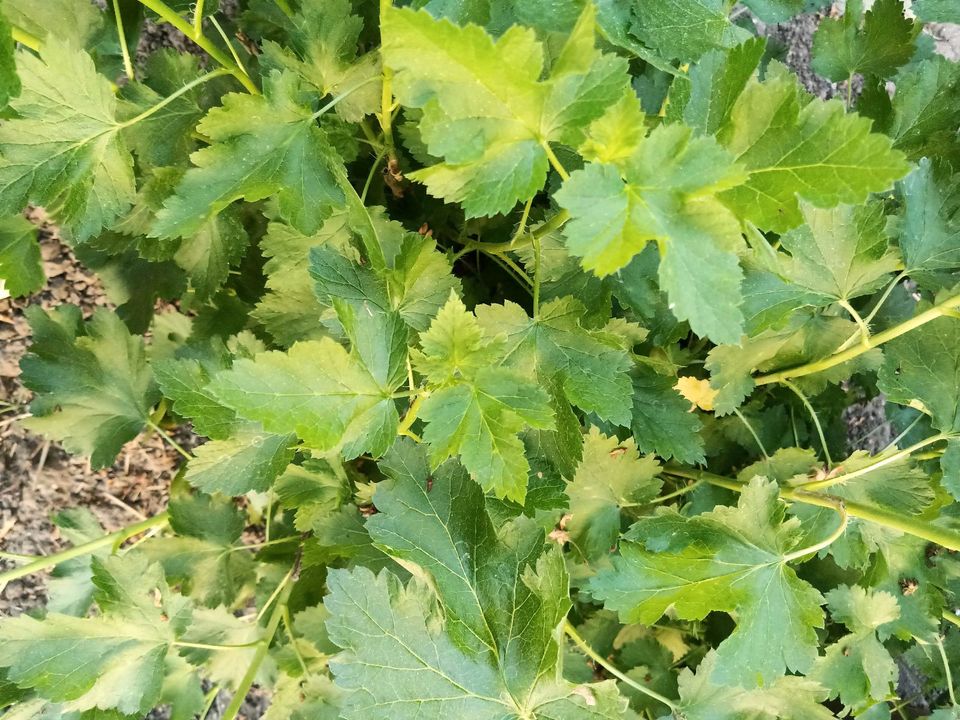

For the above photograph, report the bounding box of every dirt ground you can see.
[0,3,957,718]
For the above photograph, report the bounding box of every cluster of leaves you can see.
[3,0,960,718]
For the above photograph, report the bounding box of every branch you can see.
[663,466,960,552]
[753,293,960,386]
[0,512,170,588]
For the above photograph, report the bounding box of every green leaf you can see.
[142,492,256,607]
[1,0,102,49]
[878,315,960,434]
[556,121,747,343]
[184,424,296,496]
[811,0,918,82]
[912,0,960,21]
[118,51,222,169]
[0,556,185,715]
[210,332,405,459]
[0,11,19,110]
[739,0,831,22]
[253,213,353,346]
[809,585,899,714]
[591,478,825,685]
[474,297,634,424]
[260,0,380,122]
[630,363,705,463]
[324,440,628,718]
[0,214,42,297]
[275,458,350,532]
[154,348,237,440]
[897,158,960,291]
[772,201,900,303]
[675,650,835,720]
[383,4,627,216]
[20,307,158,468]
[717,63,910,232]
[565,427,662,562]
[172,207,249,300]
[46,509,107,617]
[152,70,345,239]
[707,314,880,414]
[886,56,960,163]
[628,0,752,61]
[678,37,767,136]
[414,295,555,501]
[0,44,135,241]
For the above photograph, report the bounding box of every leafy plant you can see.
[2,0,960,718]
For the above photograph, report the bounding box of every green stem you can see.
[457,210,570,256]
[119,68,232,129]
[838,298,871,346]
[209,16,247,78]
[943,610,960,629]
[147,419,193,460]
[648,479,704,505]
[532,234,542,318]
[112,0,135,80]
[274,0,293,16]
[937,636,957,706]
[0,513,169,587]
[133,0,258,93]
[282,605,312,677]
[173,639,262,650]
[0,550,37,562]
[564,621,678,710]
[733,408,769,460]
[799,433,951,492]
[198,685,221,720]
[193,0,205,35]
[837,270,909,353]
[664,466,960,551]
[379,0,396,161]
[540,140,570,181]
[754,293,960,386]
[221,580,293,720]
[361,147,387,203]
[781,502,847,563]
[782,379,833,469]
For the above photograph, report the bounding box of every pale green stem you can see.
[755,293,960,386]
[361,147,388,203]
[198,685,221,720]
[664,466,960,551]
[781,503,848,563]
[133,0,257,93]
[193,0,205,35]
[209,16,247,78]
[282,606,312,677]
[782,379,833,469]
[540,141,570,181]
[838,298,871,346]
[733,408,769,460]
[309,76,382,122]
[119,68,232,129]
[937,636,957,705]
[147,419,193,460]
[379,0,396,160]
[112,0,135,80]
[837,270,909,353]
[532,235,542,318]
[0,513,169,587]
[256,568,294,623]
[564,621,678,710]
[648,479,704,505]
[800,433,951,492]
[221,579,293,720]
